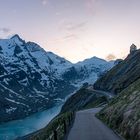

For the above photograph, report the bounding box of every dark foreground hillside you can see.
[61,87,108,113]
[94,45,140,94]
[98,78,140,140]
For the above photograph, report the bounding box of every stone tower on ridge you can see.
[130,44,137,54]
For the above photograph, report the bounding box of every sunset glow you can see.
[0,0,140,62]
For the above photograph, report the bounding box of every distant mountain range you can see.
[0,35,114,122]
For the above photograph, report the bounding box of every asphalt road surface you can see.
[67,108,122,140]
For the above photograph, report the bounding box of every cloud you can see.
[47,34,78,44]
[63,34,78,40]
[106,54,116,61]
[85,0,98,14]
[65,22,87,31]
[55,12,61,16]
[0,27,11,39]
[41,0,48,6]
[59,21,87,32]
[58,21,87,42]
[0,28,11,33]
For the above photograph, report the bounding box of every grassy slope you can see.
[61,87,108,113]
[22,112,73,140]
[82,96,107,110]
[98,78,140,140]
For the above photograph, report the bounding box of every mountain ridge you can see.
[94,46,140,94]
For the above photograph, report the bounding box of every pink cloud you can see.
[63,34,78,40]
[85,0,98,14]
[0,28,10,33]
[41,0,48,6]
[59,20,87,32]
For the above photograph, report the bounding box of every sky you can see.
[0,0,140,63]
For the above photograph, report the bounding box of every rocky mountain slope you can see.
[94,44,140,94]
[62,57,114,86]
[0,35,114,122]
[0,35,75,122]
[98,78,140,140]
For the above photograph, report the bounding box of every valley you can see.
[0,35,114,123]
[1,1,140,140]
[26,45,140,140]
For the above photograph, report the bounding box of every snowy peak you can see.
[46,52,72,66]
[62,56,115,86]
[0,36,71,74]
[75,56,114,74]
[26,42,43,52]
[10,34,25,45]
[11,34,22,40]
[76,56,108,67]
[0,35,114,81]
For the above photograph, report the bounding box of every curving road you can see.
[67,108,122,140]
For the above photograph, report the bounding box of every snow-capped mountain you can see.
[0,35,75,122]
[62,57,114,86]
[0,35,114,122]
